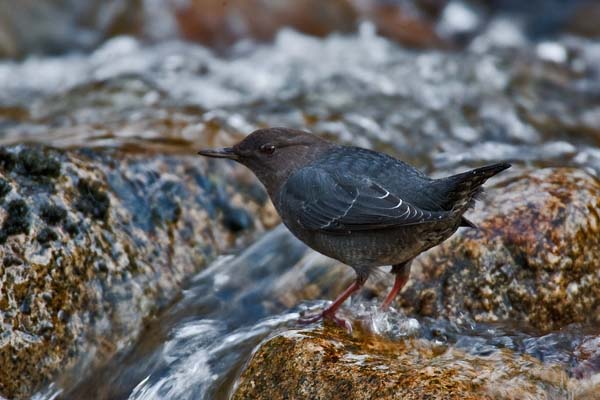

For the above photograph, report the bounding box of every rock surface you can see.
[397,167,600,331]
[233,327,570,400]
[0,145,275,399]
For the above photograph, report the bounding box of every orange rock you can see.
[395,168,600,331]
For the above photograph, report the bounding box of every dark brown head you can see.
[198,127,332,194]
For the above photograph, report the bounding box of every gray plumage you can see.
[198,127,510,326]
[277,145,508,278]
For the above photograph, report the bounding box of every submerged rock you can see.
[233,327,570,400]
[395,167,600,331]
[0,145,274,399]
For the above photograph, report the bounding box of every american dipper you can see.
[198,128,510,328]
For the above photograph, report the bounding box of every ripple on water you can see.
[1,25,600,178]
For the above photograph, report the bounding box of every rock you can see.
[0,145,275,399]
[233,327,569,400]
[393,168,600,331]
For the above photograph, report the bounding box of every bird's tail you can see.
[431,162,511,217]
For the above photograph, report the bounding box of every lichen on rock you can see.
[395,168,600,331]
[0,144,274,399]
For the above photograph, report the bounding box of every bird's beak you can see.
[197,147,239,160]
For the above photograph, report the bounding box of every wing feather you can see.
[279,167,451,233]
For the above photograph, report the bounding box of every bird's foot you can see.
[298,310,352,332]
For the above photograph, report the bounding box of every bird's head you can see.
[198,127,331,193]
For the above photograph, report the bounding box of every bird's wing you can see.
[279,167,452,233]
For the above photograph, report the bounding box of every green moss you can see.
[17,148,61,178]
[0,199,30,243]
[39,202,67,225]
[75,179,110,221]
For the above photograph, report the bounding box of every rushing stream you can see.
[61,227,595,399]
[2,2,600,398]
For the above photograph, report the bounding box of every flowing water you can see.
[60,227,597,399]
[1,8,600,399]
[33,226,592,399]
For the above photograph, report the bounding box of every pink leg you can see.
[381,261,412,310]
[299,277,366,328]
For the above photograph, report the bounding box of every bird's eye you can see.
[259,144,276,154]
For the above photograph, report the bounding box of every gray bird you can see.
[198,127,510,327]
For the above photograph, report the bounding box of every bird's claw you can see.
[298,310,353,333]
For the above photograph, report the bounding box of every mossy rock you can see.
[0,144,275,399]
[394,168,600,331]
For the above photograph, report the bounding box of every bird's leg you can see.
[299,274,367,328]
[381,260,412,310]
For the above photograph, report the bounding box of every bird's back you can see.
[312,146,440,209]
[273,144,509,268]
[313,145,509,214]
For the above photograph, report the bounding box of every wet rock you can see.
[392,168,600,331]
[0,144,272,399]
[233,328,569,399]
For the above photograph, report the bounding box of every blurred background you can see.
[2,0,600,168]
[1,0,600,58]
[2,1,600,400]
